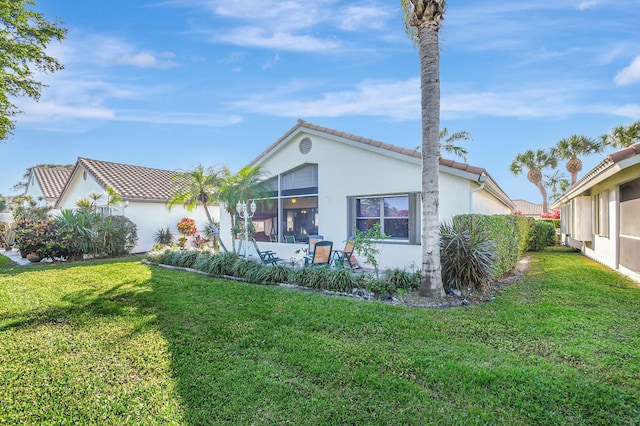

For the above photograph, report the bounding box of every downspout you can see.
[469,174,487,213]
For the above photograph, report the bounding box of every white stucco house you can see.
[552,143,640,282]
[219,120,516,270]
[55,157,216,253]
[24,166,73,210]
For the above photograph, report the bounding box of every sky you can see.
[1,0,639,205]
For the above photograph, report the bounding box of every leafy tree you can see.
[551,134,601,184]
[544,170,570,202]
[12,164,74,192]
[402,0,446,299]
[1,0,67,141]
[601,121,640,149]
[218,166,272,252]
[510,149,557,213]
[167,165,228,224]
[415,127,472,162]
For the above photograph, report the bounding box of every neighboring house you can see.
[513,199,543,218]
[55,157,216,253]
[219,119,516,270]
[24,166,72,209]
[552,143,640,282]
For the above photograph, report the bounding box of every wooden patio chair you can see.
[307,234,324,258]
[305,240,333,266]
[332,238,355,268]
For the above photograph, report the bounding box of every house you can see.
[512,199,543,218]
[24,166,72,209]
[55,157,215,253]
[219,120,516,269]
[552,143,640,282]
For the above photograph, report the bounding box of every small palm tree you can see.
[601,121,640,149]
[551,134,601,185]
[415,127,472,162]
[544,170,570,203]
[218,166,272,252]
[167,165,228,224]
[510,149,558,213]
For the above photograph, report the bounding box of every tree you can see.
[1,0,67,141]
[510,149,558,213]
[12,164,74,192]
[543,170,570,202]
[415,127,472,162]
[601,121,640,149]
[402,0,446,299]
[551,134,601,185]
[167,165,228,224]
[218,166,272,252]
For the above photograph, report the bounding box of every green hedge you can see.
[453,214,529,277]
[527,220,556,251]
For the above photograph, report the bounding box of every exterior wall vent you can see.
[299,137,312,155]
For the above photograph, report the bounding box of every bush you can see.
[176,250,198,268]
[154,227,174,245]
[328,268,358,292]
[363,277,396,298]
[94,216,138,257]
[207,252,239,276]
[527,220,556,251]
[440,218,497,293]
[262,264,292,284]
[15,219,71,260]
[453,214,529,277]
[385,268,420,291]
[192,251,214,271]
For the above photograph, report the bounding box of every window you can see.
[592,191,609,237]
[350,194,420,243]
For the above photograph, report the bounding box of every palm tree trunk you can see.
[537,182,549,213]
[417,20,444,299]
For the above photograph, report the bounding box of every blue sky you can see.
[1,0,639,205]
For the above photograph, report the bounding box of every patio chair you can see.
[251,239,282,265]
[305,240,333,266]
[269,233,279,242]
[332,238,355,268]
[284,235,296,243]
[307,234,324,258]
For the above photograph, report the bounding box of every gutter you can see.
[469,174,487,213]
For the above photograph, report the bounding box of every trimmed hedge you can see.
[527,220,556,251]
[452,214,529,277]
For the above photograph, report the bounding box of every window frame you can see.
[348,192,420,244]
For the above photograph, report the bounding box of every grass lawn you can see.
[1,247,639,425]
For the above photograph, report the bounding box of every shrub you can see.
[177,218,196,237]
[363,277,396,298]
[385,268,420,291]
[154,227,174,245]
[192,251,214,272]
[244,262,268,284]
[328,268,358,292]
[207,252,239,276]
[176,250,198,268]
[94,216,138,257]
[15,219,71,260]
[453,214,529,277]
[262,264,292,284]
[440,218,497,293]
[527,220,556,251]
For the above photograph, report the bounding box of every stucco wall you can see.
[56,166,216,253]
[221,131,511,271]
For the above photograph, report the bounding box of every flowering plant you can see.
[541,209,560,219]
[177,217,197,236]
[192,234,210,248]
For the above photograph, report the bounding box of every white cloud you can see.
[262,53,280,70]
[336,5,391,31]
[614,56,640,86]
[577,1,600,11]
[117,51,178,69]
[213,27,342,52]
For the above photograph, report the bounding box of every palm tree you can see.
[510,149,558,213]
[543,170,570,203]
[167,165,228,223]
[601,120,640,149]
[218,166,272,252]
[415,127,472,162]
[551,134,601,185]
[402,0,446,299]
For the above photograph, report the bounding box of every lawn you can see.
[1,247,639,425]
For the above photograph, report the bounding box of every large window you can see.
[253,164,319,243]
[592,191,609,237]
[349,193,419,243]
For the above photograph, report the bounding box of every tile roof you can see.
[32,167,72,200]
[552,142,640,207]
[76,158,179,200]
[512,199,543,216]
[251,119,488,176]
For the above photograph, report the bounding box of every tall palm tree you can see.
[218,166,272,252]
[402,0,446,299]
[601,120,640,149]
[510,149,557,213]
[551,134,600,185]
[167,165,228,224]
[543,170,570,203]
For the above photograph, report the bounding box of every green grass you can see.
[1,247,639,425]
